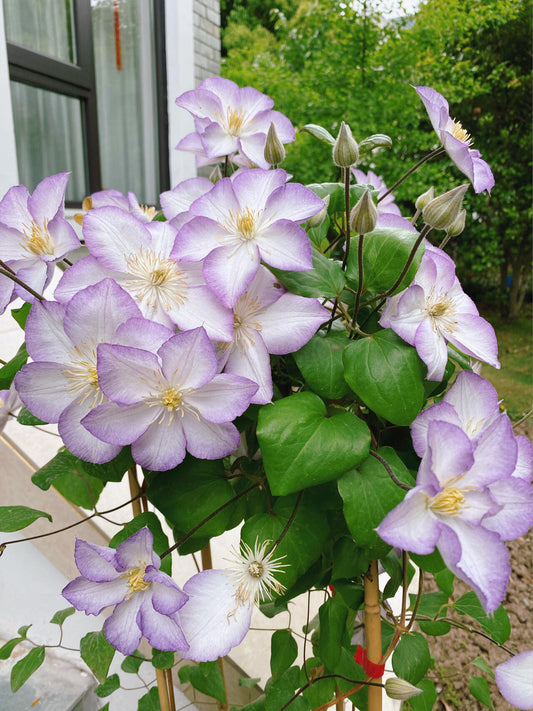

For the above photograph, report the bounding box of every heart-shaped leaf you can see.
[257,391,370,495]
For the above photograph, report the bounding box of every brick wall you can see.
[193,0,221,85]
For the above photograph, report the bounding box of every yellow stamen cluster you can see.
[63,346,103,408]
[161,387,183,411]
[225,107,247,136]
[448,118,471,145]
[429,486,467,516]
[125,249,188,310]
[23,220,54,256]
[126,564,149,596]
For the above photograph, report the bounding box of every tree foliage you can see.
[222,0,532,317]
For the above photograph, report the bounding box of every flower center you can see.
[425,291,457,335]
[429,486,466,516]
[126,564,150,595]
[140,204,157,220]
[22,220,54,257]
[446,117,471,145]
[248,560,264,578]
[225,107,247,136]
[236,208,257,241]
[63,345,103,408]
[125,248,188,311]
[161,387,183,411]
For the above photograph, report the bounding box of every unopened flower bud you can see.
[446,208,466,237]
[306,194,330,228]
[422,184,469,231]
[264,122,286,166]
[333,121,359,168]
[209,164,223,184]
[74,196,93,225]
[415,186,434,211]
[350,189,378,234]
[385,677,423,701]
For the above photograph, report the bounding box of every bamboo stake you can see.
[364,560,382,711]
[155,668,171,711]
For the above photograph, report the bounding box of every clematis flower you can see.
[380,242,499,381]
[75,188,157,225]
[178,540,286,662]
[176,77,295,169]
[216,265,329,403]
[62,528,188,656]
[377,416,532,612]
[0,173,80,306]
[14,279,143,463]
[415,86,494,193]
[82,327,258,471]
[173,169,324,307]
[55,206,233,341]
[495,651,533,710]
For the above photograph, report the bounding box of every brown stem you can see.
[165,669,176,711]
[201,541,213,570]
[217,657,228,711]
[364,560,382,711]
[0,263,44,301]
[368,450,412,491]
[155,668,171,711]
[128,465,142,518]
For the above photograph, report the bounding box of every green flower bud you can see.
[422,184,469,231]
[350,188,378,234]
[306,194,330,228]
[209,164,223,184]
[415,186,434,211]
[446,208,467,237]
[333,121,359,168]
[385,677,424,701]
[264,122,286,166]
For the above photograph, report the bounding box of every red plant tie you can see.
[113,0,122,71]
[354,645,385,678]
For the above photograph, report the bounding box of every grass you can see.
[479,304,532,420]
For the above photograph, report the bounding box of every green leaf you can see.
[392,632,431,684]
[469,676,494,709]
[434,568,454,596]
[49,607,76,626]
[257,391,370,496]
[0,505,52,532]
[11,302,32,329]
[80,629,115,683]
[269,248,345,299]
[231,696,266,711]
[264,666,304,711]
[138,687,161,711]
[339,447,414,551]
[300,658,336,708]
[346,227,425,295]
[80,447,134,482]
[239,677,261,688]
[95,674,120,697]
[122,655,145,674]
[16,406,46,425]
[241,494,329,592]
[17,625,31,638]
[413,591,451,636]
[300,123,335,145]
[318,596,348,670]
[453,592,510,644]
[405,679,437,710]
[146,456,234,555]
[151,649,174,670]
[473,656,495,678]
[179,661,225,703]
[343,329,425,425]
[32,448,104,508]
[0,343,28,389]
[0,637,24,660]
[271,629,298,677]
[294,331,351,399]
[10,646,45,692]
[358,133,393,156]
[410,549,446,573]
[109,512,172,575]
[331,537,371,581]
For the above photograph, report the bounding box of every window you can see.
[4,0,169,205]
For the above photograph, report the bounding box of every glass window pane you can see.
[91,0,159,204]
[10,81,88,203]
[3,0,77,64]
